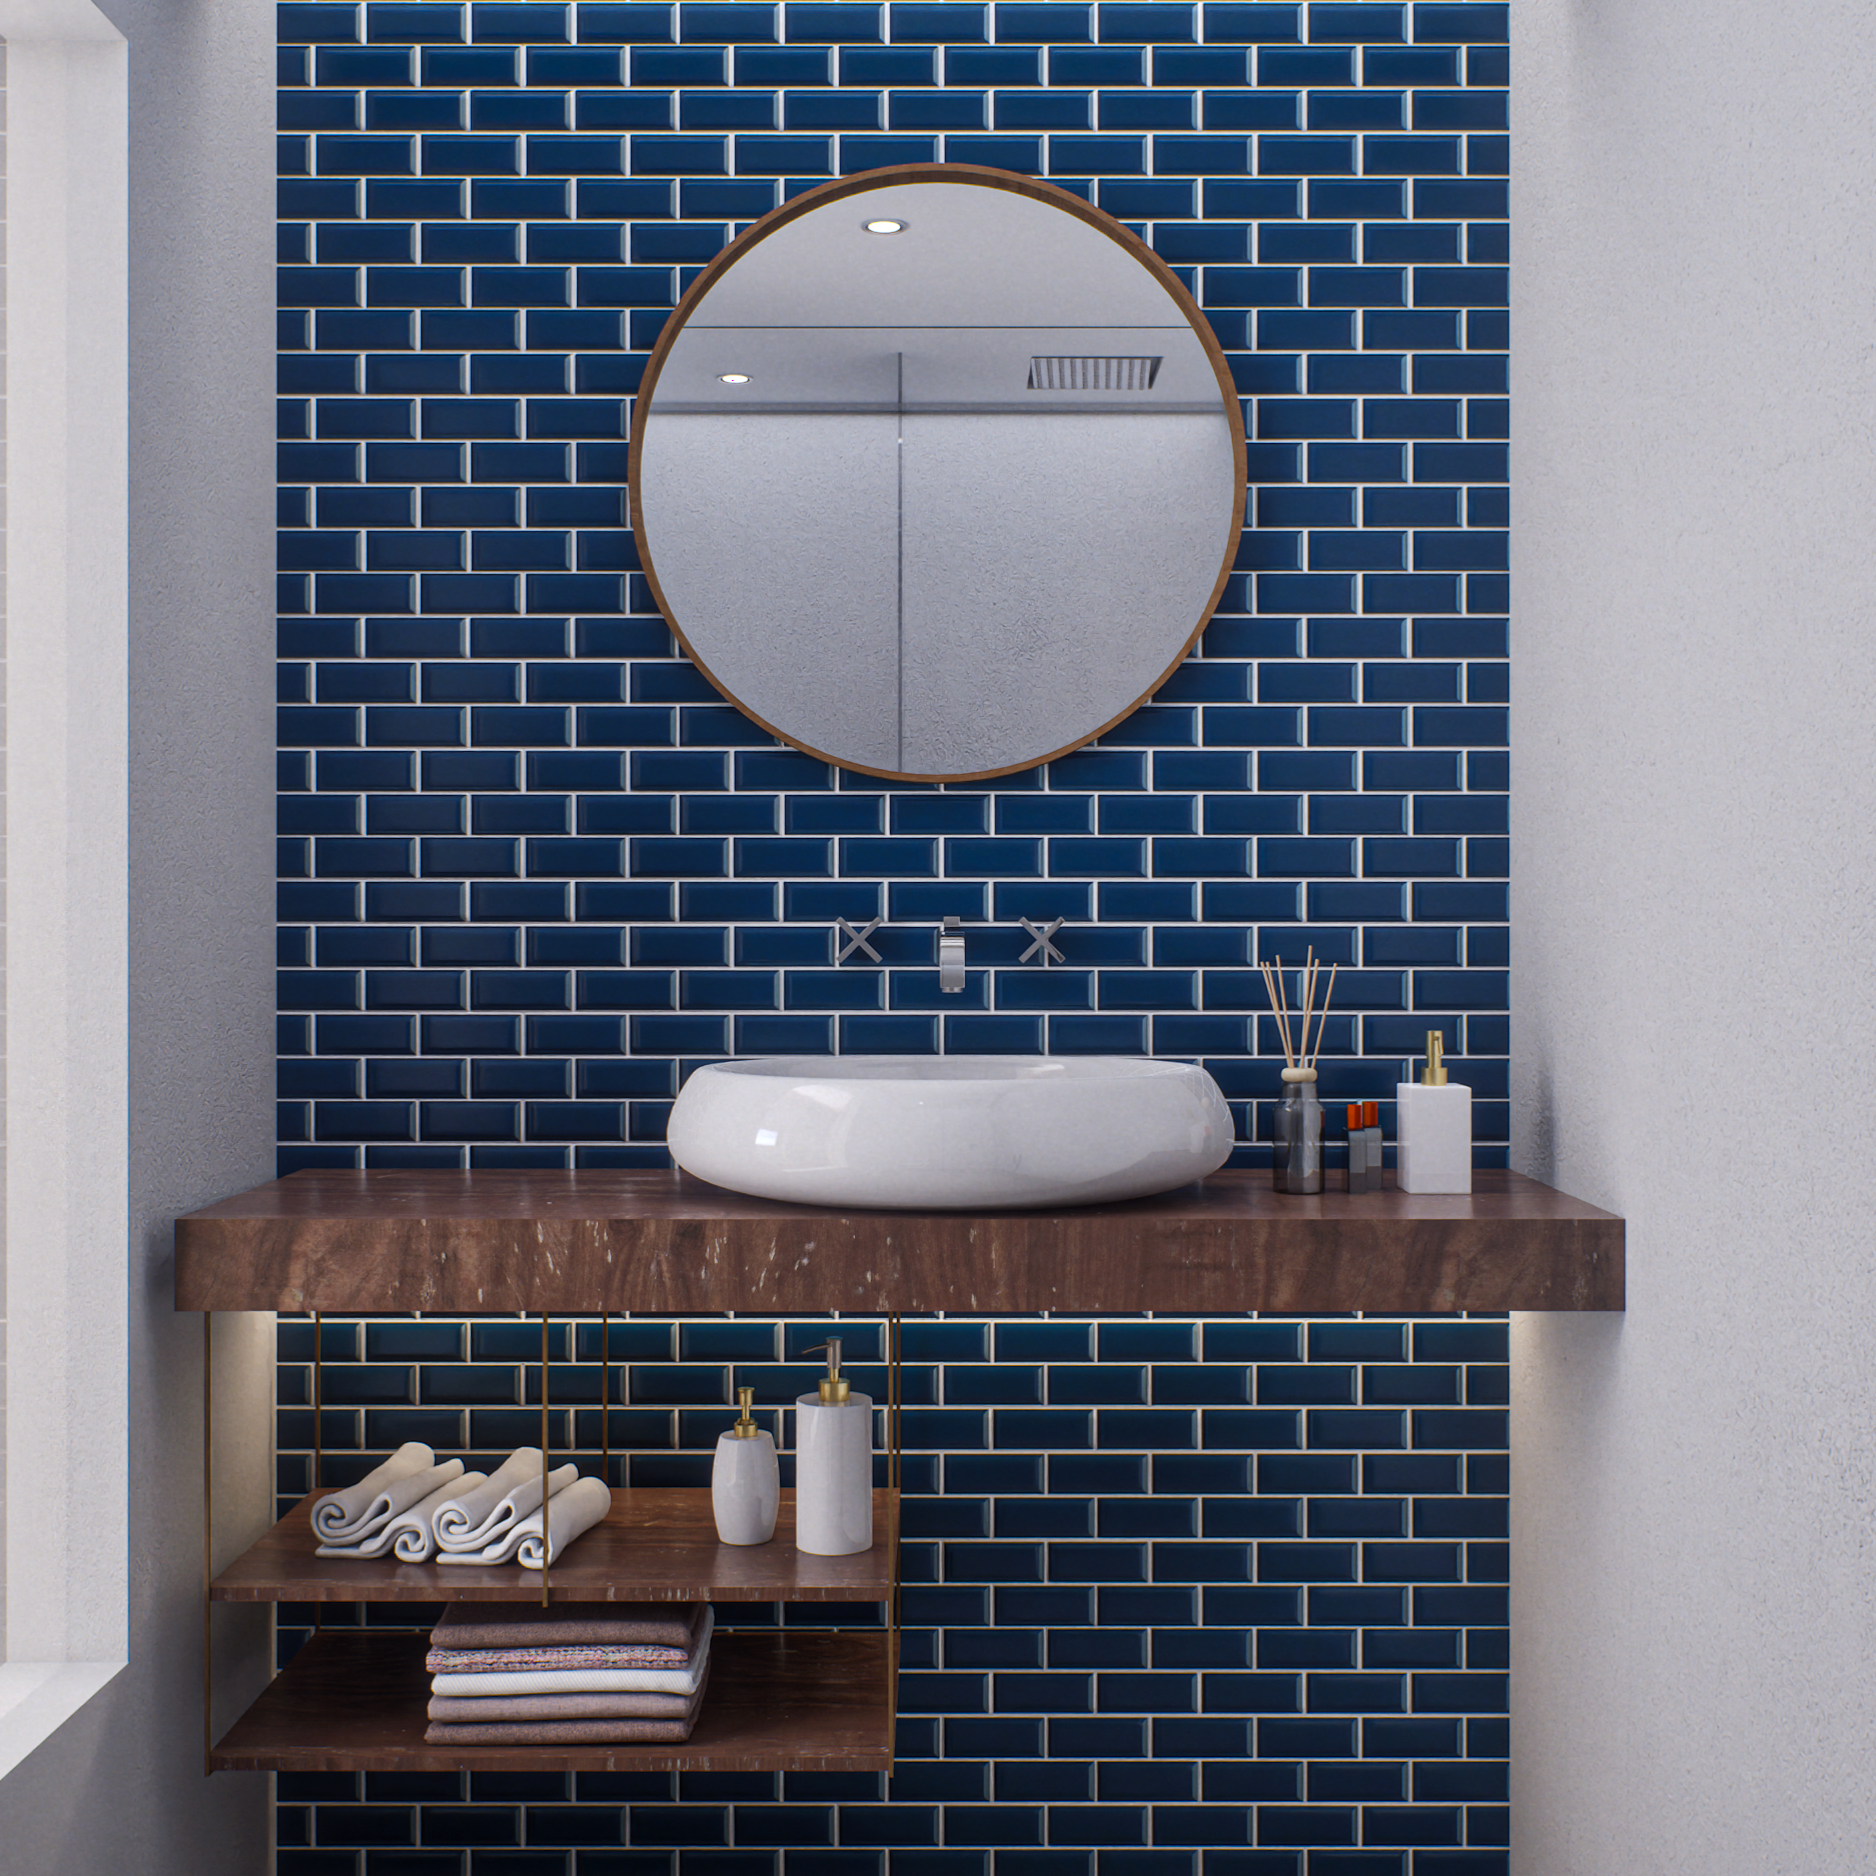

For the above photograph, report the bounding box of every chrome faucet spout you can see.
[939,916,966,993]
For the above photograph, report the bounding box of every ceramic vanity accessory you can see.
[1261,948,1338,1195]
[1346,1103,1373,1194]
[1396,1031,1472,1193]
[794,1339,874,1558]
[1361,1100,1383,1180]
[711,1386,779,1547]
[667,1054,1233,1211]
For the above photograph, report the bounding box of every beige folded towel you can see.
[421,1715,696,1745]
[434,1449,574,1553]
[423,1666,708,1745]
[309,1443,439,1544]
[433,1601,705,1652]
[389,1469,487,1563]
[314,1459,466,1558]
[426,1688,697,1722]
[517,1476,612,1571]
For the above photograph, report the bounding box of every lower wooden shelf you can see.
[212,1627,897,1773]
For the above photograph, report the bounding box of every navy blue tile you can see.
[282,0,1512,1827]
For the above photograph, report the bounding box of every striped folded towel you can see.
[431,1601,705,1652]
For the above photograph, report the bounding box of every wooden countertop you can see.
[174,1168,1622,1314]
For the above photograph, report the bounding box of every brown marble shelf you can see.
[174,1167,1623,1315]
[210,1628,896,1773]
[213,1487,897,1604]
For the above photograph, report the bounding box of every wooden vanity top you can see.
[173,1168,1622,1315]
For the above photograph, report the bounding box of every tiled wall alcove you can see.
[275,1312,1510,1874]
[275,0,1510,1866]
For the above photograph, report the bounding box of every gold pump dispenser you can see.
[813,1338,853,1405]
[730,1385,761,1438]
[1421,1031,1448,1086]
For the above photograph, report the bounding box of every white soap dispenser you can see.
[794,1338,874,1557]
[712,1385,779,1546]
[1395,1030,1472,1194]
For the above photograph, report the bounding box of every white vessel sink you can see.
[666,1055,1235,1211]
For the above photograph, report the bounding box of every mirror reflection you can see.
[632,167,1246,781]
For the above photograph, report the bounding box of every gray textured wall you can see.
[1511,1,1876,1866]
[0,0,275,1866]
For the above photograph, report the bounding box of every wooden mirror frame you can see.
[627,163,1250,785]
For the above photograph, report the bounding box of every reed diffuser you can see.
[1260,948,1337,1195]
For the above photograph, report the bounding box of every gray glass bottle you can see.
[1272,1068,1323,1194]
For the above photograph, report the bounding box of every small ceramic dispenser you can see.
[712,1385,779,1547]
[1395,1030,1472,1193]
[794,1338,874,1558]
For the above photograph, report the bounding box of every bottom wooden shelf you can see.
[212,1627,897,1773]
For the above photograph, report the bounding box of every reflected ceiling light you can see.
[717,372,751,383]
[862,217,906,235]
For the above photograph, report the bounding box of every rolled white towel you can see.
[315,1460,467,1558]
[388,1468,487,1563]
[435,1462,580,1564]
[310,1442,437,1544]
[517,1476,613,1571]
[434,1449,564,1552]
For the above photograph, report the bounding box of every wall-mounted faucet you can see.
[939,917,966,993]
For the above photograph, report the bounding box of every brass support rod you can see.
[888,1312,901,1495]
[202,1312,213,1775]
[601,1309,611,1486]
[886,1319,901,1773]
[311,1309,322,1491]
[888,1311,901,1638]
[540,1313,550,1608]
[312,1311,323,1634]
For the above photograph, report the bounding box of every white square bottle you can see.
[1395,1030,1471,1194]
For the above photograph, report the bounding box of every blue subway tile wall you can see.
[276,1313,1511,1874]
[277,0,1512,1178]
[277,0,1509,1864]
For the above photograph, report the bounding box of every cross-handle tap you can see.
[939,916,966,993]
[1018,917,1066,965]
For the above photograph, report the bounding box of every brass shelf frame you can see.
[201,1307,905,1776]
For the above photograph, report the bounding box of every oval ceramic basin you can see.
[666,1055,1235,1211]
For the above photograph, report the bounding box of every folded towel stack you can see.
[312,1446,612,1568]
[421,1602,714,1745]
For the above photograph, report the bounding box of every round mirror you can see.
[631,164,1247,783]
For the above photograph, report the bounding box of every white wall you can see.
[1512,2,1876,1867]
[0,38,10,1659]
[0,0,273,1865]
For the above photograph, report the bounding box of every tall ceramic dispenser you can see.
[712,1385,779,1546]
[794,1338,874,1557]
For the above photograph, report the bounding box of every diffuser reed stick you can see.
[1259,958,1294,1067]
[1261,952,1338,1073]
[1306,964,1337,1069]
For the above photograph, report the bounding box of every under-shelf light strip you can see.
[540,1313,551,1609]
